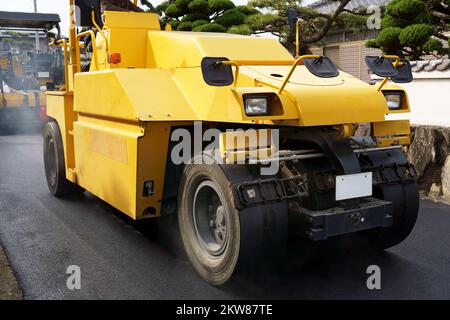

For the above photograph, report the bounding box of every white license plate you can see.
[335,172,372,201]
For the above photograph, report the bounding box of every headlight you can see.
[384,92,402,110]
[244,96,269,116]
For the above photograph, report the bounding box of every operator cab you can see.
[75,0,103,28]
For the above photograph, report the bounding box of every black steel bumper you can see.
[289,198,393,241]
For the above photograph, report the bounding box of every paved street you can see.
[0,134,449,299]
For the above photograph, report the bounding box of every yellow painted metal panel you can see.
[373,120,410,136]
[106,28,149,69]
[1,93,28,108]
[46,92,77,179]
[73,116,143,219]
[0,91,45,109]
[89,129,129,164]
[373,120,411,147]
[74,65,388,126]
[376,136,410,147]
[136,122,172,218]
[73,69,196,121]
[239,66,386,126]
[104,11,160,30]
[146,31,293,69]
[0,58,7,69]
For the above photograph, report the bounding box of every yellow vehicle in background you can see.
[44,0,419,285]
[0,11,61,133]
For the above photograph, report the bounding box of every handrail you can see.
[220,60,295,66]
[221,61,240,87]
[91,11,108,52]
[377,55,403,92]
[75,30,99,72]
[277,55,321,94]
[52,39,69,92]
[220,60,292,88]
[295,18,300,58]
[219,56,320,92]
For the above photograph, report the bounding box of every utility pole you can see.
[33,0,40,52]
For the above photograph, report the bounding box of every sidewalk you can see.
[0,244,22,300]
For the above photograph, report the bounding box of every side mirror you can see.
[365,56,398,78]
[303,56,340,78]
[201,57,234,87]
[391,59,413,83]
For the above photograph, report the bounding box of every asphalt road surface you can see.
[0,134,450,300]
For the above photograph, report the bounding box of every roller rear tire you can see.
[372,180,419,249]
[43,121,81,197]
[178,163,287,286]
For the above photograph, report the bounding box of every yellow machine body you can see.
[0,57,7,70]
[0,91,45,109]
[47,11,412,220]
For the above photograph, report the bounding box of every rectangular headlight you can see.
[244,97,269,116]
[384,92,402,110]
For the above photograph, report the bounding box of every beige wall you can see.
[379,74,450,127]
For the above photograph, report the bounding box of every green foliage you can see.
[162,0,250,34]
[365,39,379,49]
[339,12,368,32]
[368,27,404,55]
[377,27,403,48]
[235,6,258,15]
[181,13,210,22]
[177,21,193,31]
[245,13,279,30]
[165,4,183,18]
[248,0,298,11]
[193,23,227,32]
[207,0,235,12]
[381,15,401,28]
[191,20,209,29]
[247,0,372,53]
[175,0,193,11]
[387,0,426,20]
[169,20,180,29]
[155,1,170,14]
[385,0,402,16]
[423,38,445,54]
[214,9,246,27]
[398,24,433,47]
[227,24,253,35]
[188,0,208,12]
[371,0,449,59]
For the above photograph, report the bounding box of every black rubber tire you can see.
[178,163,288,286]
[43,121,78,197]
[372,179,419,250]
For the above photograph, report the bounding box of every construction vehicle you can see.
[23,50,65,89]
[43,0,419,285]
[0,11,61,132]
